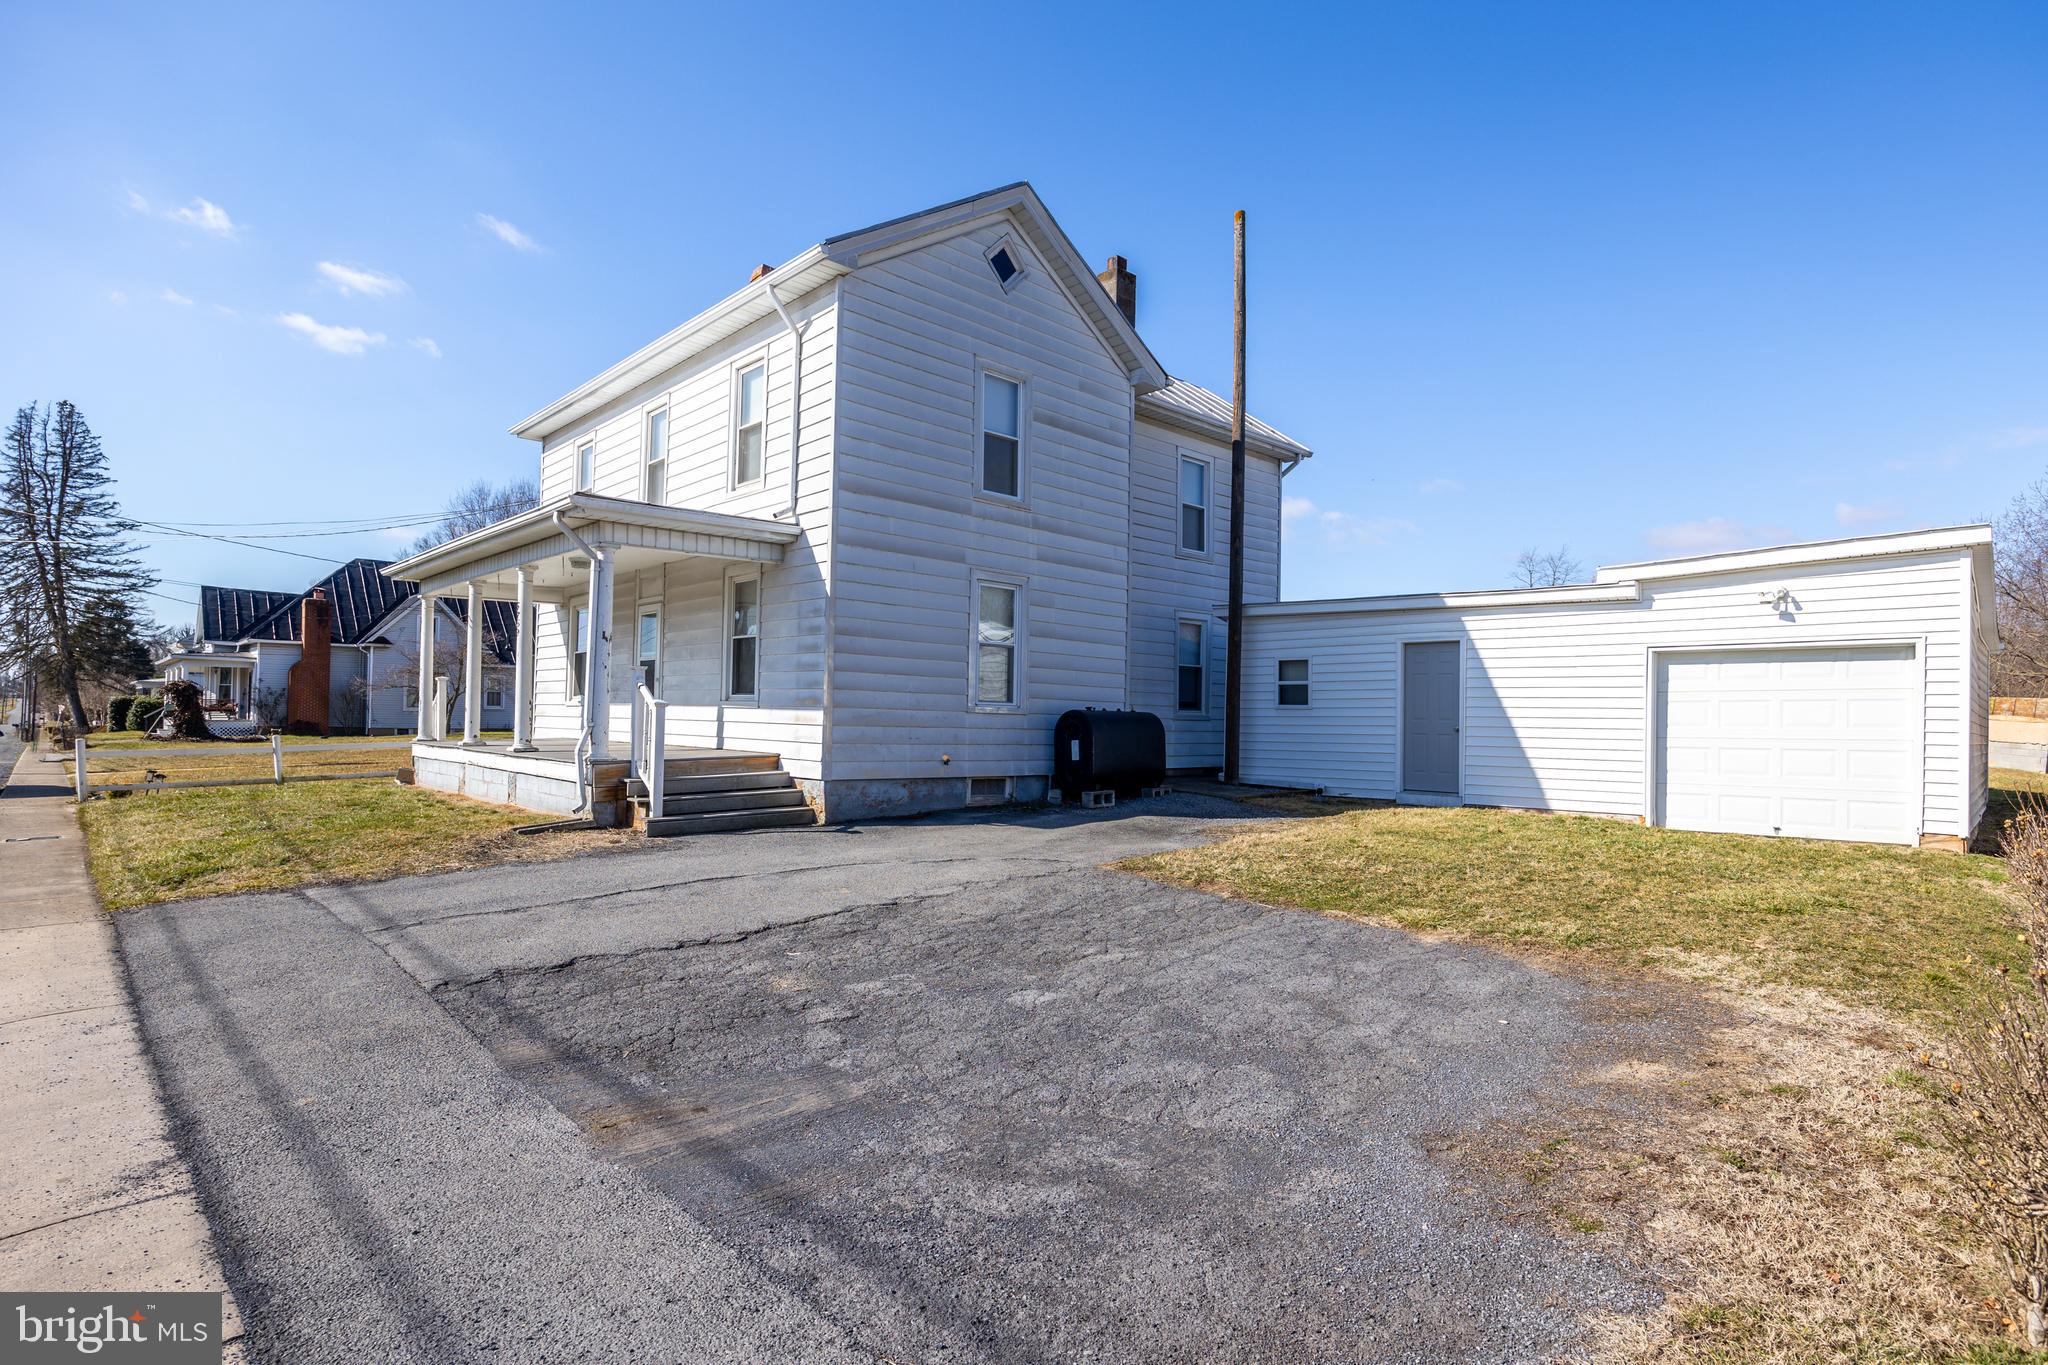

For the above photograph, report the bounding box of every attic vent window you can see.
[987,244,1020,288]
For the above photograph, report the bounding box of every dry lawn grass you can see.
[80,780,632,909]
[1122,787,2048,1362]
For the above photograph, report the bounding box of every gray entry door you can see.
[1401,641,1460,794]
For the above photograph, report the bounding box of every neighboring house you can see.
[389,183,1307,825]
[162,559,517,734]
[387,181,1991,846]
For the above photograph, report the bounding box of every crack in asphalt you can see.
[329,852,1077,937]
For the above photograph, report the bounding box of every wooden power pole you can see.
[1224,209,1248,784]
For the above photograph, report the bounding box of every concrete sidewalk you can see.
[0,720,242,1352]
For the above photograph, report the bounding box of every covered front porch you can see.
[385,493,814,829]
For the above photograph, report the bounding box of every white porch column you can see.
[511,565,536,753]
[415,593,436,742]
[462,581,484,746]
[586,547,613,760]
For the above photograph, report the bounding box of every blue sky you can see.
[3,1,2044,620]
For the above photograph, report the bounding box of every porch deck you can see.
[409,736,791,827]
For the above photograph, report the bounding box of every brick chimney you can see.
[284,589,333,735]
[1097,255,1137,327]
[749,263,775,283]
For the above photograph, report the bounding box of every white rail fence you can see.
[71,736,413,800]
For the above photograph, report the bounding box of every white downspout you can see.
[763,277,807,520]
[553,508,606,814]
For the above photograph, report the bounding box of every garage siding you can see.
[1238,549,1978,838]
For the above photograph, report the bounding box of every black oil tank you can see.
[1052,709,1166,799]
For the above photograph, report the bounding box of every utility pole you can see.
[1224,209,1248,784]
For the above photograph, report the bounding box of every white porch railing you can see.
[630,682,670,815]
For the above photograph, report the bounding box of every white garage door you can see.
[1655,645,1919,845]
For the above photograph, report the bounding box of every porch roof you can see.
[156,650,256,668]
[382,492,801,599]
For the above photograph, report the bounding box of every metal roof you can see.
[199,586,297,643]
[1138,377,1312,462]
[235,559,420,645]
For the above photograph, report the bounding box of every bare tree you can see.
[1513,545,1584,588]
[390,633,510,733]
[409,478,539,555]
[0,402,155,727]
[1996,479,2048,696]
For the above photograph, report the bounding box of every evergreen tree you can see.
[0,402,155,727]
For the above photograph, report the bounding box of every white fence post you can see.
[271,734,284,784]
[73,738,88,802]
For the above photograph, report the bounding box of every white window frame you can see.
[969,571,1026,712]
[635,600,663,695]
[567,600,590,701]
[642,398,670,504]
[984,235,1028,292]
[403,682,420,710]
[575,440,594,493]
[974,363,1028,505]
[1176,450,1212,558]
[1277,658,1311,708]
[729,354,769,491]
[484,685,505,709]
[1175,614,1208,715]
[724,569,762,704]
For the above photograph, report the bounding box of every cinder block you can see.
[1991,741,2048,774]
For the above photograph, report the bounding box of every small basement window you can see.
[968,776,1012,805]
[1278,659,1310,706]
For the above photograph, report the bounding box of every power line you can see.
[143,510,446,529]
[128,519,346,566]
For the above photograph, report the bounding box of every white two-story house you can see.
[388,184,1311,829]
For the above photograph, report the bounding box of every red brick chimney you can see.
[284,590,333,735]
[1097,255,1137,327]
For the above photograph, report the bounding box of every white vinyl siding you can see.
[1127,421,1282,770]
[1239,548,1986,840]
[525,287,837,780]
[827,221,1134,785]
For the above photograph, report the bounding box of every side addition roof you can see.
[1138,377,1312,463]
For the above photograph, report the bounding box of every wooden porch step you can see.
[663,752,783,777]
[659,787,809,817]
[643,805,818,837]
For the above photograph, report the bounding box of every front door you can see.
[1401,641,1460,795]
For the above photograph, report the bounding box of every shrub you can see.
[127,697,163,733]
[108,696,135,731]
[156,679,214,740]
[1933,807,2048,1349]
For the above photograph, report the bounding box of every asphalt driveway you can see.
[116,795,1671,1362]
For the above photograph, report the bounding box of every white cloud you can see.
[214,303,238,318]
[160,288,193,306]
[1281,496,1414,548]
[108,289,128,305]
[1417,476,1463,496]
[275,312,387,356]
[409,336,443,359]
[127,190,239,238]
[1643,517,1791,554]
[1835,499,1902,528]
[317,261,407,297]
[476,213,541,253]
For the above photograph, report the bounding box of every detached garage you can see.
[1237,525,1995,847]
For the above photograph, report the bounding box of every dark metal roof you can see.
[236,559,418,645]
[199,559,518,664]
[199,586,297,644]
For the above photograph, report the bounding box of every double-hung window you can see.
[576,441,594,493]
[644,407,668,503]
[980,372,1022,498]
[1179,454,1209,554]
[974,579,1019,706]
[637,608,660,692]
[1278,659,1310,707]
[733,362,766,485]
[403,683,419,710]
[1176,619,1206,712]
[727,577,760,699]
[572,606,590,698]
[485,686,505,709]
